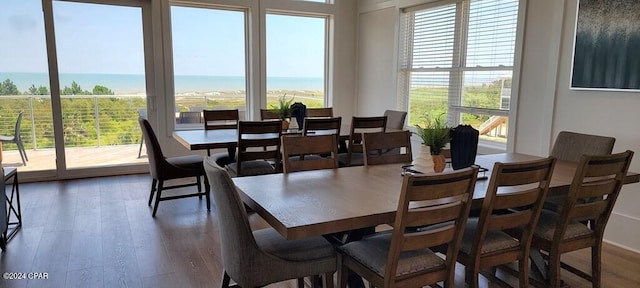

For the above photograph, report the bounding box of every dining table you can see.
[232,153,640,241]
[173,124,399,158]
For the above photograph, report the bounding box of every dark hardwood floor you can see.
[1,174,640,288]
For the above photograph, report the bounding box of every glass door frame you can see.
[39,0,156,180]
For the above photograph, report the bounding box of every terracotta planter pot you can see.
[281,119,290,131]
[432,154,446,173]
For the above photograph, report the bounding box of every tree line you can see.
[0,78,114,96]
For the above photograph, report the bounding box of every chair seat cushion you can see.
[253,228,335,262]
[534,210,593,241]
[338,232,445,277]
[166,154,205,169]
[210,152,234,167]
[461,218,520,255]
[226,160,277,177]
[164,155,205,179]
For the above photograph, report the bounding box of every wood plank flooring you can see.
[1,174,640,288]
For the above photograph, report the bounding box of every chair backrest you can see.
[551,131,615,163]
[178,111,202,123]
[383,110,407,130]
[13,111,24,141]
[306,107,333,118]
[282,134,338,173]
[471,157,556,259]
[348,116,387,154]
[303,117,342,136]
[362,130,413,166]
[236,120,282,176]
[138,118,166,179]
[203,158,268,288]
[137,108,147,120]
[260,109,280,120]
[203,109,239,130]
[385,167,478,287]
[553,150,633,242]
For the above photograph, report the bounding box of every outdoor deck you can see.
[1,144,149,173]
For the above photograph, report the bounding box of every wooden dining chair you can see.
[204,158,336,288]
[338,116,387,167]
[306,107,333,118]
[457,157,556,288]
[226,120,282,177]
[282,134,338,173]
[178,111,202,123]
[303,117,342,136]
[138,118,210,217]
[362,130,412,166]
[260,109,280,120]
[337,167,478,288]
[202,109,239,168]
[530,150,633,288]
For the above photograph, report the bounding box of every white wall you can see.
[356,0,640,252]
[356,6,398,116]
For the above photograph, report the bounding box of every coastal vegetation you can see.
[0,76,505,151]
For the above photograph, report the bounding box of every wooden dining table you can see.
[173,124,399,157]
[232,153,640,241]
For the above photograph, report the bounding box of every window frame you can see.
[398,0,525,151]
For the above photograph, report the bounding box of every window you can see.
[399,0,519,143]
[266,14,326,108]
[171,6,247,125]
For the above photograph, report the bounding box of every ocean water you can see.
[0,72,324,94]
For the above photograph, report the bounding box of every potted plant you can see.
[416,113,451,172]
[270,94,295,130]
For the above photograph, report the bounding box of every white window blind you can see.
[399,0,519,143]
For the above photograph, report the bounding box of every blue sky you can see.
[0,0,325,78]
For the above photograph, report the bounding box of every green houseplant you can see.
[415,113,451,173]
[270,94,295,120]
[416,113,452,155]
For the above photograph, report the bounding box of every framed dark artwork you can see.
[571,0,640,91]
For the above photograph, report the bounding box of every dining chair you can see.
[337,167,478,288]
[204,158,336,288]
[383,109,407,130]
[282,134,338,173]
[138,118,210,217]
[303,117,342,136]
[202,109,239,168]
[550,131,615,163]
[338,116,387,167]
[260,109,280,120]
[178,111,202,124]
[362,130,412,166]
[457,157,556,288]
[530,150,633,288]
[0,111,27,166]
[545,131,616,212]
[226,120,282,177]
[306,107,333,118]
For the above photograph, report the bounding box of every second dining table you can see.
[232,153,640,240]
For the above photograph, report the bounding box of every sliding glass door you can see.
[51,1,148,170]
